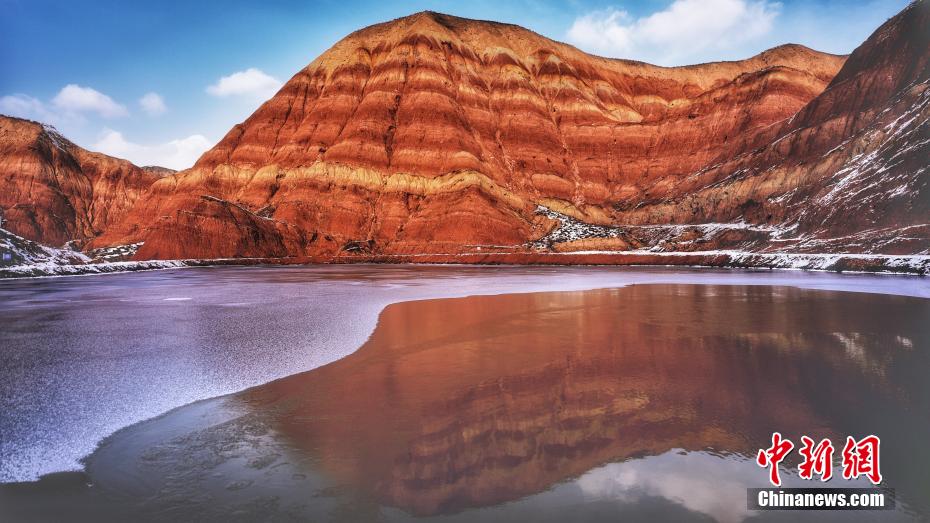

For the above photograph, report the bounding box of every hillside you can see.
[91,11,847,259]
[0,116,165,247]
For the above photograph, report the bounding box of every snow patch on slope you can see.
[533,206,629,246]
[0,227,89,266]
[0,228,182,278]
[533,206,779,252]
[41,123,71,152]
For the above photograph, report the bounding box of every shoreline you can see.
[2,250,929,279]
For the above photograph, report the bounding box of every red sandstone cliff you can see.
[25,2,930,261]
[91,10,850,259]
[0,116,165,247]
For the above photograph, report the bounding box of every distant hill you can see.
[0,115,163,247]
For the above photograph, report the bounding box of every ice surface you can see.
[0,264,927,482]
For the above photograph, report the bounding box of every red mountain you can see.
[91,11,848,259]
[0,116,165,247]
[10,1,927,265]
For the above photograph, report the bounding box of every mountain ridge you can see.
[617,0,930,254]
[3,3,927,266]
[90,9,854,259]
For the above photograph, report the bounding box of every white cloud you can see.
[52,84,128,118]
[0,94,64,124]
[93,129,212,170]
[566,0,781,66]
[139,92,167,116]
[206,68,282,98]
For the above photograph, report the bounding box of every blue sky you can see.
[0,0,909,169]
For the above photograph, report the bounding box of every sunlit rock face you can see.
[0,115,164,247]
[88,2,930,260]
[90,10,854,259]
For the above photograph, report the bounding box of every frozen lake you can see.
[1,265,928,484]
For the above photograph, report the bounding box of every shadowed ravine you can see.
[2,284,928,522]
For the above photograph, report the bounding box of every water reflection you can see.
[233,285,929,520]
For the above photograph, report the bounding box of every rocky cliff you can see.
[619,0,930,254]
[0,116,165,247]
[91,10,853,259]
[18,2,930,263]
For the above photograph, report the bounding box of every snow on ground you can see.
[550,250,930,273]
[0,228,90,266]
[532,206,630,246]
[0,228,182,278]
[533,205,780,251]
[86,242,145,262]
[0,259,188,278]
[529,207,928,273]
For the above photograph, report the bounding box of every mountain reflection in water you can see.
[231,285,927,521]
[11,284,925,522]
